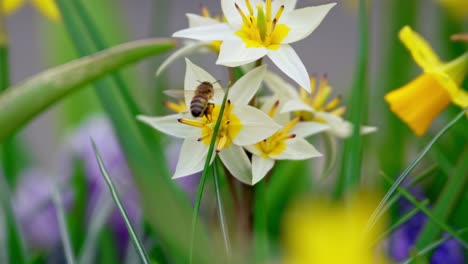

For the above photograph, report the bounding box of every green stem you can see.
[336,0,369,196]
[415,146,468,251]
[253,180,268,263]
[213,158,231,261]
[190,87,230,264]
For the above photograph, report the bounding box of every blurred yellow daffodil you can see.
[436,0,468,19]
[385,26,468,136]
[1,0,60,21]
[282,193,388,264]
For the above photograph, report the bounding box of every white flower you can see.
[264,71,377,138]
[156,8,224,75]
[244,98,326,184]
[173,0,336,92]
[138,59,280,185]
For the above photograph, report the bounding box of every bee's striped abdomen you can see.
[190,95,208,117]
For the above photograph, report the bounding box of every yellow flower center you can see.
[178,101,242,152]
[296,75,346,122]
[255,101,297,158]
[234,0,290,49]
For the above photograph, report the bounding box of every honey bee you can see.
[164,81,222,118]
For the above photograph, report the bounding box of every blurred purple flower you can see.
[389,183,464,264]
[13,168,74,250]
[67,115,141,251]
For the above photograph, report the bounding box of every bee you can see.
[164,81,222,119]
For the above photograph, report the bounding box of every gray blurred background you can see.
[4,0,453,167]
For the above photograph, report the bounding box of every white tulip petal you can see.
[187,13,220,28]
[229,64,267,105]
[281,3,336,44]
[184,58,224,107]
[243,144,262,156]
[221,0,263,28]
[271,138,322,160]
[157,42,208,76]
[281,99,315,113]
[219,145,253,185]
[268,45,311,92]
[217,39,268,67]
[290,121,329,138]
[137,114,199,139]
[173,23,235,41]
[252,155,275,185]
[264,71,299,99]
[260,96,290,125]
[173,139,210,179]
[272,0,297,13]
[315,112,376,138]
[232,105,281,145]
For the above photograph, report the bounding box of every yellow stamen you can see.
[178,118,205,128]
[245,0,254,15]
[265,0,272,22]
[216,135,228,152]
[323,96,341,111]
[273,5,285,24]
[268,100,280,117]
[331,106,346,117]
[201,6,210,17]
[235,3,251,27]
[164,100,187,113]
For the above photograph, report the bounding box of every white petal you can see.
[315,113,376,138]
[268,45,311,92]
[186,13,220,28]
[184,58,224,108]
[243,144,262,156]
[157,42,208,76]
[221,0,263,28]
[137,114,199,139]
[264,71,299,99]
[173,23,235,41]
[290,121,329,138]
[217,39,268,67]
[232,105,281,145]
[271,138,322,160]
[361,125,378,135]
[281,99,315,113]
[260,96,290,125]
[173,139,209,179]
[272,0,297,13]
[252,155,275,185]
[229,64,267,105]
[219,145,253,185]
[281,3,336,44]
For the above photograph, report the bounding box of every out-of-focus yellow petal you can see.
[32,0,60,22]
[385,74,452,136]
[436,0,468,20]
[452,90,468,116]
[282,193,388,264]
[399,26,442,71]
[1,0,25,15]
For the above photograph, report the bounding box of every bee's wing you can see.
[163,89,196,99]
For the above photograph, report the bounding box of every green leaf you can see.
[213,158,232,260]
[336,0,369,196]
[92,140,151,264]
[254,180,268,263]
[0,38,175,142]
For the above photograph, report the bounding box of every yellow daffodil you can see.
[384,26,468,136]
[436,0,468,19]
[1,0,60,21]
[282,193,388,264]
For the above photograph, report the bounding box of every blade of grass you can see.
[190,87,230,264]
[402,228,468,264]
[382,173,468,249]
[254,179,268,263]
[0,13,27,264]
[336,0,369,196]
[92,140,151,264]
[51,181,76,264]
[0,38,175,142]
[415,146,468,251]
[213,157,232,260]
[367,107,468,231]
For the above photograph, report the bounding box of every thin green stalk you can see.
[336,0,369,196]
[253,180,268,263]
[367,107,468,231]
[213,158,231,261]
[402,228,468,264]
[52,183,76,264]
[190,87,230,264]
[415,147,468,251]
[0,13,27,264]
[382,173,468,249]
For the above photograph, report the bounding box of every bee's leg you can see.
[205,103,215,122]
